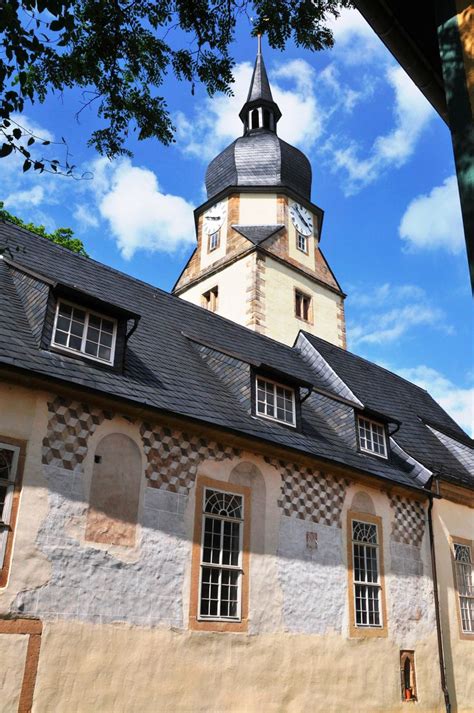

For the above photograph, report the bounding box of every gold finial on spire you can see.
[257,33,262,55]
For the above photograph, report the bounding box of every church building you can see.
[0,46,472,713]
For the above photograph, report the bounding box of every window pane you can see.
[54,330,68,346]
[85,341,98,356]
[0,483,8,519]
[70,319,84,337]
[58,303,72,317]
[98,345,112,361]
[87,327,100,343]
[69,335,82,351]
[0,449,14,480]
[102,319,115,334]
[88,314,101,330]
[101,331,113,348]
[56,316,71,331]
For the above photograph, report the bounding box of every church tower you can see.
[173,41,346,348]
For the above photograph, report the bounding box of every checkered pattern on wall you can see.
[389,494,426,547]
[140,423,241,494]
[265,457,350,527]
[42,396,112,470]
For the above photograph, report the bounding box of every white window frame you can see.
[208,229,220,252]
[255,375,297,427]
[357,416,388,459]
[351,518,383,628]
[51,298,117,365]
[0,442,20,569]
[453,542,474,634]
[296,232,308,253]
[198,486,244,622]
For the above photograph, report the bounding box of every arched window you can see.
[251,109,259,129]
[400,651,417,701]
[86,433,142,547]
[262,109,271,129]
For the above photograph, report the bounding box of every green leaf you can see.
[22,159,32,172]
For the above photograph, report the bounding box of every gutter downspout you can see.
[428,483,451,713]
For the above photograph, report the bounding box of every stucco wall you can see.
[264,256,343,346]
[239,193,277,224]
[179,255,251,325]
[0,383,469,712]
[199,199,229,271]
[433,498,474,712]
[0,633,29,713]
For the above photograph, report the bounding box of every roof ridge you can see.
[302,331,433,396]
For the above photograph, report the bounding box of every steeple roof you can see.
[205,39,311,200]
[239,37,282,124]
[246,36,274,104]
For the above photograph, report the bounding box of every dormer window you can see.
[52,299,117,365]
[357,416,388,458]
[255,376,296,427]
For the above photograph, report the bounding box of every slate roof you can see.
[205,46,311,201]
[303,333,474,488]
[205,131,312,201]
[232,225,284,245]
[245,45,274,105]
[0,220,472,493]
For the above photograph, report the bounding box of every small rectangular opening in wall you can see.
[295,290,311,323]
[400,650,417,702]
[202,286,218,312]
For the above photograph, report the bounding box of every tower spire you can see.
[239,36,282,132]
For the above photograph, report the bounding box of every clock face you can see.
[289,202,313,237]
[203,201,227,235]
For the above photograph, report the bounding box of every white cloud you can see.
[175,59,324,160]
[73,203,99,229]
[10,113,55,143]
[90,158,195,259]
[4,185,45,209]
[325,7,387,65]
[399,175,464,255]
[329,66,435,193]
[394,365,474,436]
[348,282,452,346]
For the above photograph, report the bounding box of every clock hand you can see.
[295,207,311,231]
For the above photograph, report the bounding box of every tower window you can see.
[262,109,271,129]
[251,109,259,129]
[295,290,312,322]
[400,651,417,701]
[202,286,218,312]
[296,232,308,253]
[208,229,220,252]
[357,416,388,458]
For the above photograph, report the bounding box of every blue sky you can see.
[1,9,472,434]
